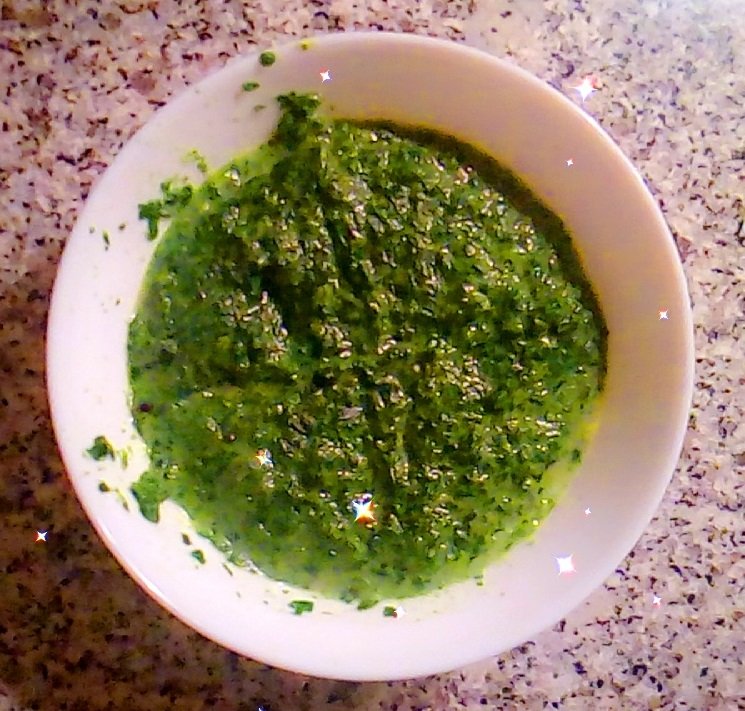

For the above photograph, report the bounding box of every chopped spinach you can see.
[86,436,115,461]
[289,600,314,615]
[259,51,276,66]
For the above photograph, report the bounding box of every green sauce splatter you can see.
[86,436,115,461]
[289,600,314,615]
[259,51,276,67]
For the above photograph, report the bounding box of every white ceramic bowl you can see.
[47,32,694,681]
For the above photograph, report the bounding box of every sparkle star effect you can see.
[255,449,273,468]
[35,531,47,542]
[566,158,574,167]
[659,310,669,320]
[320,69,331,83]
[556,554,576,575]
[653,595,662,607]
[584,507,592,516]
[574,76,599,102]
[352,494,376,524]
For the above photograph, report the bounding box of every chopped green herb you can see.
[186,149,209,175]
[138,200,164,240]
[191,549,206,564]
[383,605,398,617]
[98,481,111,492]
[357,597,379,611]
[118,222,127,230]
[160,179,193,209]
[102,231,110,248]
[138,179,195,240]
[242,81,260,92]
[289,599,314,615]
[300,40,311,51]
[222,563,234,576]
[259,51,276,66]
[118,448,129,468]
[253,104,267,112]
[115,490,129,511]
[182,533,191,545]
[86,436,115,461]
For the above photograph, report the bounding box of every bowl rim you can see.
[47,30,695,681]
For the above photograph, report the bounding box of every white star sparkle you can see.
[584,507,591,516]
[575,77,598,102]
[556,555,576,575]
[659,310,669,320]
[653,595,662,607]
[352,494,375,524]
[35,530,47,542]
[566,158,574,166]
[320,70,331,83]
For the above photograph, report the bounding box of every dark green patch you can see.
[86,436,115,461]
[289,599,314,615]
[242,81,260,92]
[259,51,276,66]
[138,179,195,240]
[191,549,206,564]
[357,597,379,611]
[138,200,164,240]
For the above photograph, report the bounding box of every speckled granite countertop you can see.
[1,0,743,709]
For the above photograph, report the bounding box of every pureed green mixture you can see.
[128,93,608,609]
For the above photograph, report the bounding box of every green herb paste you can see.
[128,92,608,608]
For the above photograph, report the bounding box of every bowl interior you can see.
[47,32,694,681]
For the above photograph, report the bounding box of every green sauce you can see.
[258,51,276,67]
[128,93,608,607]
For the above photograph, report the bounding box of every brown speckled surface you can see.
[1,0,744,709]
